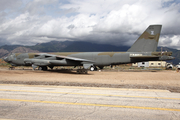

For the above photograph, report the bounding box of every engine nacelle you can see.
[24,58,51,66]
[24,58,70,66]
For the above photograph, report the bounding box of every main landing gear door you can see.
[83,64,93,69]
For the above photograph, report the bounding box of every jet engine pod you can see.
[24,58,51,66]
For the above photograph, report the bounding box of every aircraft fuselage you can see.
[4,51,174,67]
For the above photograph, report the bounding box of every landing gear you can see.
[77,69,88,74]
[98,66,104,70]
[38,66,42,70]
[49,66,54,70]
[9,67,15,70]
[38,66,47,71]
[90,66,97,71]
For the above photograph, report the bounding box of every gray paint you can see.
[127,25,161,52]
[3,25,174,71]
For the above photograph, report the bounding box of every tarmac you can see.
[0,84,180,120]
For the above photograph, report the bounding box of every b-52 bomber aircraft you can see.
[4,25,174,73]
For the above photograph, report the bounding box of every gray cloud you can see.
[0,0,180,50]
[0,37,11,46]
[0,0,22,11]
[23,0,58,15]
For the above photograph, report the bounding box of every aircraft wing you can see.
[130,55,174,61]
[34,53,94,63]
[56,55,94,63]
[56,55,94,69]
[28,53,94,69]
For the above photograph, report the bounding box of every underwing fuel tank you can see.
[24,59,68,66]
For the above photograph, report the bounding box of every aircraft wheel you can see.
[90,66,97,71]
[42,66,47,71]
[77,69,80,74]
[84,70,88,74]
[38,66,47,71]
[38,67,42,70]
[90,66,95,71]
[9,67,15,70]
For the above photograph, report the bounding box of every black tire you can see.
[42,66,47,71]
[38,67,42,70]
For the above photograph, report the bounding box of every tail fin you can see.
[127,25,162,52]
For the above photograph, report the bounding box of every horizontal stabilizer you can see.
[130,55,160,61]
[130,56,159,59]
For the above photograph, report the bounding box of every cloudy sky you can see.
[0,0,180,49]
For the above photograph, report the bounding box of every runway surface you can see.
[0,84,180,120]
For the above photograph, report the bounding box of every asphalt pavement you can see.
[0,84,180,120]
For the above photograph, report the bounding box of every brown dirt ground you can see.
[0,67,180,93]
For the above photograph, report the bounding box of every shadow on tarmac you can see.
[9,68,93,75]
[47,69,92,75]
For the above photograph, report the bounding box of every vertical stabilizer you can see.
[127,25,162,52]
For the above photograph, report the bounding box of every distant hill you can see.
[11,47,39,53]
[0,47,40,58]
[28,41,73,52]
[60,41,129,52]
[0,48,9,58]
[0,41,129,52]
[0,41,179,65]
[0,45,21,51]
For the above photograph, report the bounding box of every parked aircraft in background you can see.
[3,25,174,73]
